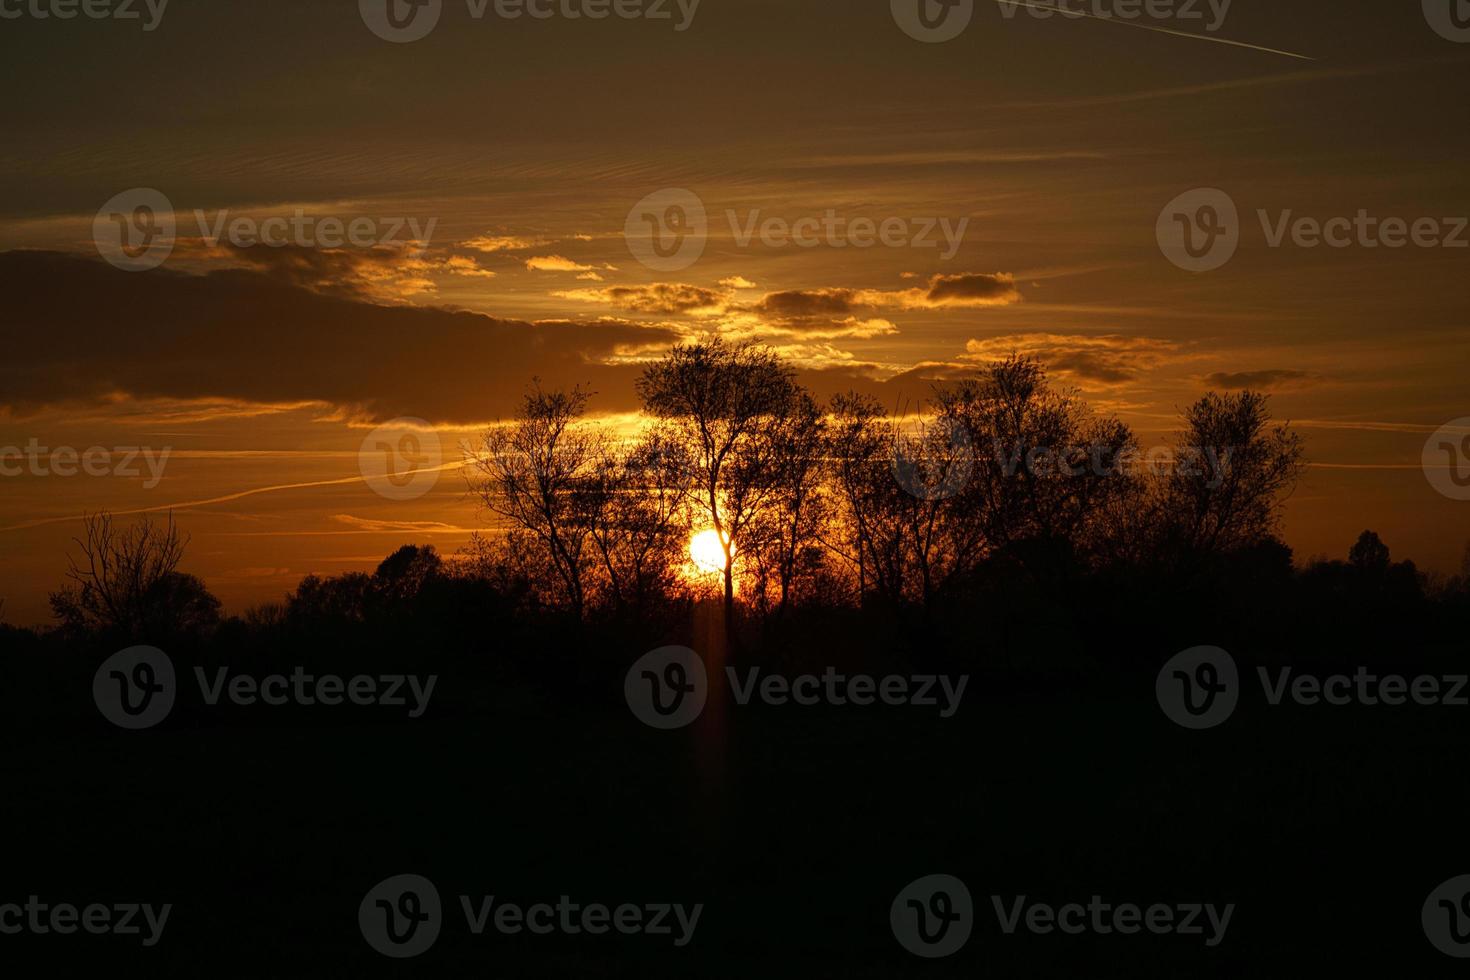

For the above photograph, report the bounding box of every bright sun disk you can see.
[689,528,731,574]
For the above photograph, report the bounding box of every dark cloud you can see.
[1202,370,1318,391]
[921,273,1021,307]
[556,283,726,314]
[963,333,1181,386]
[752,289,857,319]
[0,251,676,423]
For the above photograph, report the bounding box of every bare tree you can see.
[50,511,218,641]
[1148,390,1304,565]
[586,430,692,615]
[742,392,830,616]
[469,383,602,617]
[827,392,912,606]
[636,339,799,617]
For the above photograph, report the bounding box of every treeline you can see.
[463,341,1307,620]
[4,343,1469,674]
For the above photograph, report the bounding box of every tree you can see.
[636,339,800,618]
[742,392,830,616]
[1148,390,1304,567]
[827,391,911,606]
[470,383,602,617]
[49,512,219,643]
[585,431,691,616]
[827,356,1138,612]
[933,354,1137,578]
[1348,530,1391,575]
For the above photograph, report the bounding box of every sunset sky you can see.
[2,0,1468,625]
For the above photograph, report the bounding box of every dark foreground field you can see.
[2,610,1468,977]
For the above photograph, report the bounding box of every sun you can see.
[689,528,732,574]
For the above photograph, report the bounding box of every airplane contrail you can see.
[0,459,469,533]
[994,1,1316,61]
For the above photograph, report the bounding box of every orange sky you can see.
[2,1,1468,625]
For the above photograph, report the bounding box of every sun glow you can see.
[689,528,732,574]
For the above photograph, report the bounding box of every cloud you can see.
[176,241,436,301]
[462,234,553,252]
[1202,370,1319,391]
[443,255,495,278]
[556,283,727,315]
[912,272,1021,308]
[173,241,497,301]
[719,275,758,289]
[961,333,1182,385]
[0,251,679,423]
[752,288,858,318]
[526,255,617,274]
[853,272,1020,310]
[330,514,469,533]
[744,273,1020,317]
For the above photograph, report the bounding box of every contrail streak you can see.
[0,460,468,533]
[995,1,1316,61]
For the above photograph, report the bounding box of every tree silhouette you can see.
[470,382,603,617]
[636,339,800,619]
[49,511,219,644]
